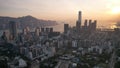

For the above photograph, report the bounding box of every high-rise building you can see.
[84,19,88,27]
[88,20,92,30]
[46,28,49,33]
[82,19,88,31]
[35,27,40,36]
[93,20,97,30]
[76,11,82,32]
[50,28,53,33]
[23,28,27,35]
[90,20,97,31]
[9,21,17,40]
[76,21,81,31]
[78,11,82,22]
[26,27,30,33]
[41,28,45,32]
[64,24,69,34]
[88,20,97,31]
[23,27,30,35]
[89,20,92,26]
[1,32,8,42]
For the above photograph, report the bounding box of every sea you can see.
[0,23,64,36]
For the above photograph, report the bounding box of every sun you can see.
[111,7,120,14]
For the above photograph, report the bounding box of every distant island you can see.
[0,15,58,30]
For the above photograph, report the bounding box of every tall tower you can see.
[9,21,17,40]
[78,11,82,22]
[76,11,82,32]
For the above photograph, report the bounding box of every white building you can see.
[72,40,77,47]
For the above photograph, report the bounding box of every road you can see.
[109,50,116,68]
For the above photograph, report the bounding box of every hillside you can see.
[0,15,58,29]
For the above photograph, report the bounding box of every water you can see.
[0,23,64,36]
[49,23,64,33]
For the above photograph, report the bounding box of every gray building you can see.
[76,11,82,32]
[9,21,17,40]
[64,24,69,34]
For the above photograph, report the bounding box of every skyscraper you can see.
[50,28,53,33]
[41,28,45,32]
[88,20,92,30]
[76,11,82,32]
[64,24,69,34]
[84,19,87,26]
[78,11,82,22]
[88,20,97,31]
[9,21,17,40]
[35,27,40,36]
[84,19,88,27]
[23,28,27,35]
[46,28,49,33]
[93,20,97,31]
[83,19,88,30]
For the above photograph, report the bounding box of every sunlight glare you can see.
[111,7,120,14]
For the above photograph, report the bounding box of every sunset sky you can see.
[0,0,120,28]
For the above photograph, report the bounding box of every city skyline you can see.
[0,1,120,67]
[0,0,120,28]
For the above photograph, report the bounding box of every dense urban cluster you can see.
[0,11,120,68]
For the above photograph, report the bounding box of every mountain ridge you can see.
[0,15,58,30]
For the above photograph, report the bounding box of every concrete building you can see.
[35,27,40,36]
[41,28,45,32]
[72,40,77,47]
[9,21,17,40]
[50,28,53,33]
[76,11,82,33]
[64,24,69,34]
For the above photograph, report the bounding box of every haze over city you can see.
[1,0,120,68]
[0,0,120,28]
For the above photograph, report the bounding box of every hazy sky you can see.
[0,0,120,27]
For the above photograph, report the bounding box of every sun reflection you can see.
[110,25,117,29]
